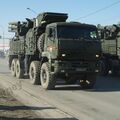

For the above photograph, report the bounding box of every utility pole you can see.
[0,25,5,52]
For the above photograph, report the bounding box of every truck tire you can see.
[11,59,17,77]
[79,75,96,89]
[37,33,45,53]
[9,56,12,70]
[40,62,56,90]
[99,60,109,76]
[29,61,40,85]
[16,59,24,79]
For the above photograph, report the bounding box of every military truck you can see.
[8,12,101,90]
[98,24,120,75]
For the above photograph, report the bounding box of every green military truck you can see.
[8,12,101,90]
[98,24,120,75]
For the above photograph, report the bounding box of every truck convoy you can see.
[98,24,120,75]
[8,12,101,90]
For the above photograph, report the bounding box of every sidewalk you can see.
[0,74,75,120]
[0,86,40,120]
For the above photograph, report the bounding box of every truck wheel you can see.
[16,59,24,79]
[99,60,109,76]
[79,75,96,89]
[29,61,40,85]
[9,56,12,70]
[11,59,17,77]
[40,62,56,90]
[37,33,45,53]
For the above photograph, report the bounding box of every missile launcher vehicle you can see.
[9,12,101,89]
[98,24,120,75]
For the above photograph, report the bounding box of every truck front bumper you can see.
[51,60,99,75]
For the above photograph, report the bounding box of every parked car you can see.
[0,51,5,58]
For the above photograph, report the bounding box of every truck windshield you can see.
[57,26,98,40]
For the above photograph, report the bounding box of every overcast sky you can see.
[0,0,120,44]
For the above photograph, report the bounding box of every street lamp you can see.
[0,25,5,52]
[27,8,37,15]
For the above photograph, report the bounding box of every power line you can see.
[76,0,120,20]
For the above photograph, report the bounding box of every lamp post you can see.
[27,8,37,15]
[0,25,5,52]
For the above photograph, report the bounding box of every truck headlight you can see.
[95,70,99,72]
[47,46,57,52]
[96,54,99,58]
[62,54,66,57]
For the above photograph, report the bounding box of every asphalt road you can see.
[0,58,120,120]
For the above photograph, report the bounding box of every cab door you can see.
[44,27,58,59]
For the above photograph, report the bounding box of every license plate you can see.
[76,68,86,71]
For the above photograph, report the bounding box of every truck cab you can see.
[40,22,101,89]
